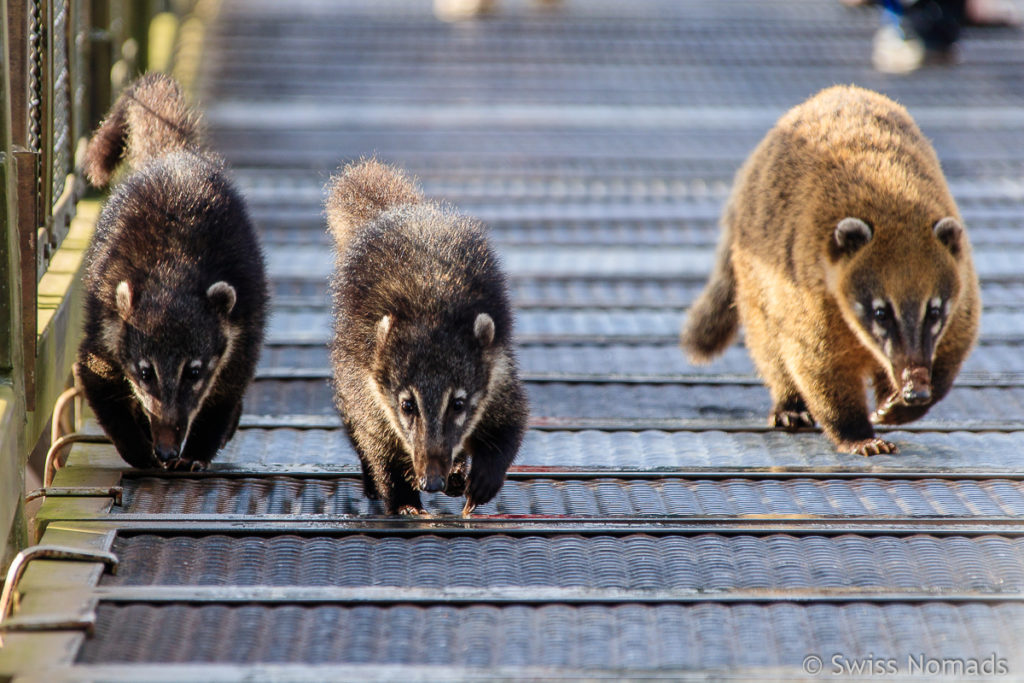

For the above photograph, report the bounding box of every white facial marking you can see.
[190,359,202,369]
[367,376,414,454]
[453,388,468,428]
[852,302,864,316]
[440,388,452,417]
[871,322,886,338]
[871,298,885,311]
[458,352,511,453]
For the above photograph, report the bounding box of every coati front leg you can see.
[443,451,468,498]
[77,360,157,469]
[343,417,380,500]
[461,383,527,515]
[172,392,244,471]
[352,424,423,515]
[792,359,897,456]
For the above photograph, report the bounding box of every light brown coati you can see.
[326,159,528,515]
[681,85,980,456]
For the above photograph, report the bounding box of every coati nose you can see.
[152,425,181,462]
[419,474,446,492]
[902,385,932,405]
[901,367,932,405]
[154,442,179,462]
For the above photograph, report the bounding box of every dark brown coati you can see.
[681,85,980,456]
[326,159,528,515]
[77,73,267,470]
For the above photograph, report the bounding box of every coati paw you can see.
[165,458,208,472]
[397,505,428,517]
[461,500,477,518]
[843,438,899,457]
[770,409,815,431]
[465,472,505,513]
[444,464,468,497]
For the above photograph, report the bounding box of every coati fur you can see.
[681,85,980,456]
[77,73,268,470]
[326,159,528,515]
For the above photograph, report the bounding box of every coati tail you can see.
[680,232,739,364]
[325,159,423,246]
[83,73,203,188]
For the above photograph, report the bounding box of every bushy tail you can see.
[680,217,739,364]
[325,159,422,248]
[83,73,203,188]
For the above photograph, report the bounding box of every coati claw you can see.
[461,500,477,517]
[397,505,428,517]
[844,438,899,457]
[164,457,207,472]
[770,409,815,431]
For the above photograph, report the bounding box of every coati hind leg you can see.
[77,360,158,469]
[342,417,380,499]
[743,323,815,431]
[761,359,815,431]
[791,358,897,456]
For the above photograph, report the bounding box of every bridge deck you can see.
[7,0,1024,679]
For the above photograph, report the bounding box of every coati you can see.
[681,85,980,456]
[77,73,268,470]
[326,159,528,515]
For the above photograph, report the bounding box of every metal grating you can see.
[261,341,1024,378]
[116,476,1024,518]
[51,0,71,203]
[77,602,1024,667]
[103,533,1024,592]
[207,428,1024,472]
[239,377,1024,427]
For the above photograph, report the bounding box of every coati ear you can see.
[115,281,133,320]
[934,217,963,257]
[473,313,495,347]
[833,217,873,256]
[206,281,237,316]
[376,315,392,346]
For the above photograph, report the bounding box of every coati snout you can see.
[116,279,237,467]
[374,312,495,493]
[833,215,964,412]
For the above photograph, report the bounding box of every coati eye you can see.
[400,398,417,416]
[451,397,466,413]
[187,366,202,380]
[138,366,153,382]
[926,304,942,321]
[872,306,889,322]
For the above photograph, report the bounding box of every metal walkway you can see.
[8,0,1024,679]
